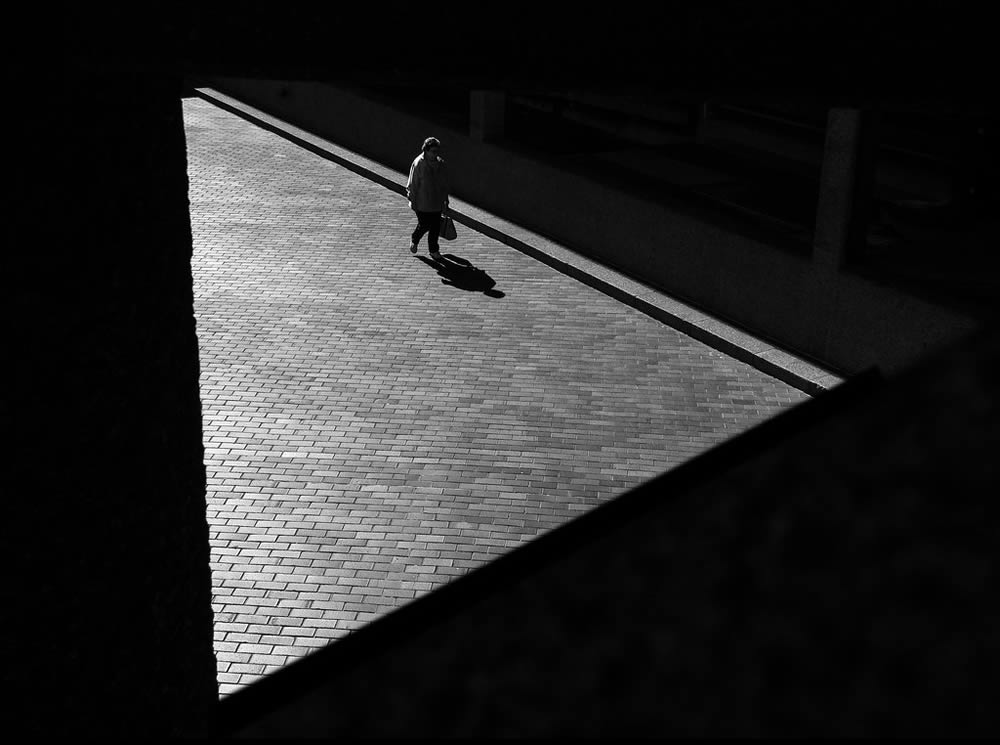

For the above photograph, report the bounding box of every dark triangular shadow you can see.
[416,253,505,298]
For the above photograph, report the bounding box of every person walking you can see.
[407,137,450,260]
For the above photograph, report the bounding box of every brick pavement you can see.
[182,96,809,696]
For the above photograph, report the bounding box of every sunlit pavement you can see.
[183,96,809,696]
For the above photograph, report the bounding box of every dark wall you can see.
[0,4,990,736]
[178,3,989,100]
[202,78,978,375]
[222,325,1000,737]
[4,70,218,736]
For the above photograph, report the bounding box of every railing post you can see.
[470,90,506,143]
[813,107,879,273]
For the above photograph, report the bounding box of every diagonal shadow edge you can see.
[213,366,882,735]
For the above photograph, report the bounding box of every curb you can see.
[192,87,845,397]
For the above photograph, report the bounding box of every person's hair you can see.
[422,137,441,153]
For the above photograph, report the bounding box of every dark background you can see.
[3,2,997,737]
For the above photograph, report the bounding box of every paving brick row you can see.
[182,97,808,695]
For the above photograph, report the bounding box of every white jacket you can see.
[406,153,450,211]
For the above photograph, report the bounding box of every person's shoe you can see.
[429,250,442,261]
[409,242,418,254]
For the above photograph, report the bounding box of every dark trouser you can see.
[411,210,442,251]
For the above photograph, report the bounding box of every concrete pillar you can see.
[691,98,710,140]
[470,90,505,142]
[813,107,879,273]
[5,72,219,737]
[951,118,988,211]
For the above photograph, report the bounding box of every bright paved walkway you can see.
[182,96,809,696]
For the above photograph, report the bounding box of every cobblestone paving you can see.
[182,97,809,695]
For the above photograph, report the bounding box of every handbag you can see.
[441,215,457,241]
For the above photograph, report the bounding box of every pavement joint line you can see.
[192,86,845,397]
[188,85,814,700]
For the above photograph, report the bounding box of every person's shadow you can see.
[417,253,506,298]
